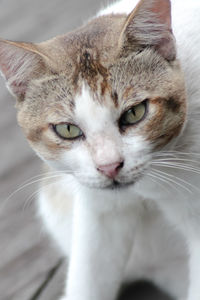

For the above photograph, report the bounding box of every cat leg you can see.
[60,197,138,300]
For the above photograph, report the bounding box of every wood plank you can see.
[35,260,67,300]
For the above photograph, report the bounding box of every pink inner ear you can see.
[0,41,41,98]
[120,0,176,61]
[150,0,172,30]
[0,56,28,97]
[0,59,10,80]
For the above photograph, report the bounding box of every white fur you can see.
[39,176,73,254]
[38,1,200,300]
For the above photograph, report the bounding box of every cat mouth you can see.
[105,180,135,190]
[105,173,144,190]
[78,172,144,190]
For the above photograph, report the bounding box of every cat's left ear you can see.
[118,0,176,61]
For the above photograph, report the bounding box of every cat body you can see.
[1,0,200,299]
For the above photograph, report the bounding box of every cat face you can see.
[0,0,187,190]
[16,47,186,190]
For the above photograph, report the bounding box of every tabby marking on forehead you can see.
[78,50,109,95]
[71,49,120,107]
[111,91,119,107]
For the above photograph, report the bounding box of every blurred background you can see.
[0,0,172,299]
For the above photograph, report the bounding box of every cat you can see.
[1,0,200,299]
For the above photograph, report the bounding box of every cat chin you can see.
[78,177,141,193]
[87,180,136,192]
[105,180,135,190]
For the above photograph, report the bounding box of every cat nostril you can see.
[118,161,124,170]
[97,161,124,178]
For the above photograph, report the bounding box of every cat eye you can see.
[53,124,84,140]
[120,101,147,127]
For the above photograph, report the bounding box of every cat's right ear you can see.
[0,39,48,101]
[118,0,176,61]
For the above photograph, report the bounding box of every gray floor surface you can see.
[0,0,173,299]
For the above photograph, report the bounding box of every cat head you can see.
[0,0,186,191]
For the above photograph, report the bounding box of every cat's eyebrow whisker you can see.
[150,168,198,194]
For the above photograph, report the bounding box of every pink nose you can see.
[97,161,124,178]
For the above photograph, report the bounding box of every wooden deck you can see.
[0,0,172,299]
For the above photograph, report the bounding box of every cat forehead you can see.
[26,48,178,122]
[59,14,126,61]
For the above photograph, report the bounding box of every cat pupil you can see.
[132,108,136,116]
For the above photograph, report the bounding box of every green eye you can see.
[120,102,147,127]
[54,124,83,140]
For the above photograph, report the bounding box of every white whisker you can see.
[23,176,76,210]
[151,162,200,176]
[151,168,196,194]
[154,150,200,157]
[149,170,181,193]
[5,173,68,204]
[150,169,193,194]
[146,172,172,194]
[153,157,200,165]
[18,170,66,187]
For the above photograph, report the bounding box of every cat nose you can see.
[97,161,124,178]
